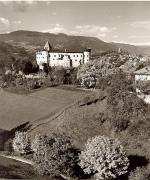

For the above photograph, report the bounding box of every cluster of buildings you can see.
[36,41,150,83]
[36,41,91,70]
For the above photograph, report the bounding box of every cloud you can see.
[112,40,150,46]
[0,0,51,12]
[52,12,57,16]
[76,25,109,33]
[74,25,116,38]
[0,17,21,26]
[12,1,32,12]
[0,1,38,13]
[46,1,51,5]
[129,35,150,39]
[0,0,38,4]
[117,15,122,19]
[130,42,150,46]
[113,35,118,38]
[0,17,10,26]
[42,24,116,40]
[42,24,66,34]
[129,20,150,30]
[129,35,137,39]
[112,40,129,44]
[13,20,22,24]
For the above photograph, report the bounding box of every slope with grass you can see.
[0,87,89,131]
[27,90,108,148]
[0,155,57,179]
[0,155,36,179]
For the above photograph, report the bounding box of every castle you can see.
[36,41,91,69]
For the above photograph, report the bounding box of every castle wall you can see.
[36,50,90,69]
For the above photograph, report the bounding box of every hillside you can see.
[12,83,149,179]
[0,30,117,55]
[0,41,35,71]
[111,42,146,56]
[0,30,150,56]
[0,30,150,71]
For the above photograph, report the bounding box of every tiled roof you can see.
[134,66,150,75]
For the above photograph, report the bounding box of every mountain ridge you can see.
[0,30,150,56]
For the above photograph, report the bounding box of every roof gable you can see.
[44,41,52,52]
[134,66,150,75]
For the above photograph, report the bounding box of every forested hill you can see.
[0,30,150,56]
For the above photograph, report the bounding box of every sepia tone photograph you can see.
[0,0,150,179]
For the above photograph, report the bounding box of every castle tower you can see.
[44,41,52,52]
[83,48,91,64]
[43,41,52,68]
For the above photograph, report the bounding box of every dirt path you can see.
[0,154,33,165]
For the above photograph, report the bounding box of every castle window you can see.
[77,55,78,57]
[81,55,82,57]
[74,55,75,57]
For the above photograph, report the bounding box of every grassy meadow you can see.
[0,87,89,130]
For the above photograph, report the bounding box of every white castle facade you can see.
[36,41,91,69]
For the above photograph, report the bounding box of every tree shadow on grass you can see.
[11,121,32,133]
[2,121,32,151]
[118,155,149,180]
[0,164,36,179]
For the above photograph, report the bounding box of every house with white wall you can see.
[134,66,150,104]
[134,66,150,82]
[36,41,91,69]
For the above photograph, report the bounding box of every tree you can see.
[32,134,78,178]
[12,131,31,154]
[51,66,66,85]
[77,62,98,88]
[42,63,49,75]
[23,60,33,74]
[79,136,129,180]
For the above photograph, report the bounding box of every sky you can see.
[1,1,150,45]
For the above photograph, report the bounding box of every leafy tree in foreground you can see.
[12,131,30,154]
[32,134,78,178]
[79,135,129,180]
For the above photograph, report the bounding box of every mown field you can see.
[0,87,89,130]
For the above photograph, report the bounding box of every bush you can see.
[51,66,66,85]
[12,131,31,154]
[79,135,129,180]
[129,167,150,180]
[32,134,78,178]
[31,134,48,153]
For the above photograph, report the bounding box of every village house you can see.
[36,41,91,70]
[134,66,150,104]
[134,66,150,82]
